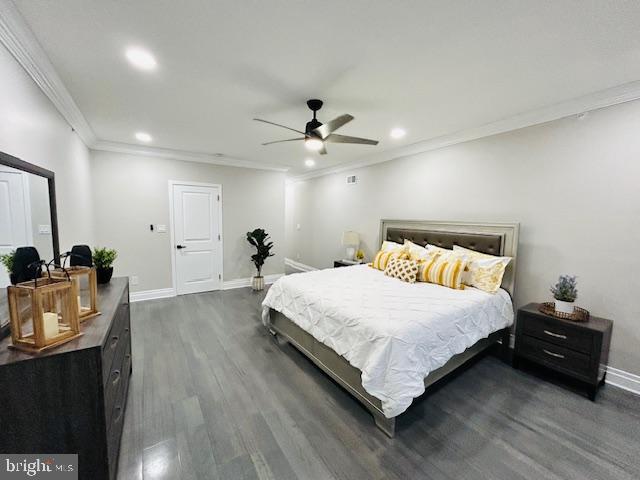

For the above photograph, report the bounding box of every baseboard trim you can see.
[284,258,317,272]
[605,366,640,395]
[222,273,284,290]
[130,287,176,303]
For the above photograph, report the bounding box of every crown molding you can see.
[92,140,289,172]
[0,0,97,146]
[290,80,640,183]
[0,1,288,173]
[5,0,640,178]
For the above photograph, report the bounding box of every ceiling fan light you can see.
[305,137,324,151]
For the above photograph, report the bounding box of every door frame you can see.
[168,180,223,295]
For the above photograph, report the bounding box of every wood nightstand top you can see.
[519,302,613,333]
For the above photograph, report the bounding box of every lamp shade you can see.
[342,231,360,246]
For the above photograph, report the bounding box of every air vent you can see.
[346,175,358,185]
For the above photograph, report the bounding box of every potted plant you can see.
[246,228,274,291]
[550,274,578,314]
[0,250,17,285]
[92,247,118,284]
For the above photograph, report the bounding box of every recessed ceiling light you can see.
[305,137,324,151]
[305,158,315,167]
[135,132,152,143]
[390,128,406,139]
[125,47,157,71]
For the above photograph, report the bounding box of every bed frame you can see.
[266,220,519,437]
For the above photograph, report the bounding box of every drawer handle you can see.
[543,330,567,340]
[543,349,565,359]
[112,369,121,385]
[113,406,123,423]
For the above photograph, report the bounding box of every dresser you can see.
[0,278,131,480]
[514,303,612,400]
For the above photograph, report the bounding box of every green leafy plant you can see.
[0,250,16,273]
[246,228,274,277]
[92,247,118,269]
[550,274,578,302]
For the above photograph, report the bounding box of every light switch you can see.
[38,225,51,234]
[296,223,301,231]
[156,224,167,233]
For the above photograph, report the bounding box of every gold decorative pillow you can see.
[384,257,419,283]
[370,249,409,271]
[452,246,511,293]
[421,255,467,290]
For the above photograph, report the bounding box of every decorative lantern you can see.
[51,267,99,322]
[51,246,100,322]
[7,275,82,353]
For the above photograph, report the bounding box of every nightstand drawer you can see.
[521,314,593,354]
[518,335,591,379]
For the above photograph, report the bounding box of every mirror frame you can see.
[0,150,60,339]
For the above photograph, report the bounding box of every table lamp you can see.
[342,231,360,261]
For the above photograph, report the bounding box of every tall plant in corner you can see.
[246,228,274,291]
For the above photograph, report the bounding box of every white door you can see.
[0,171,30,288]
[172,183,222,295]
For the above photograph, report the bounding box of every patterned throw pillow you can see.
[384,257,419,283]
[452,246,511,293]
[369,245,409,271]
[421,255,467,290]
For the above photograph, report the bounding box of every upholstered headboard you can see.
[379,220,519,296]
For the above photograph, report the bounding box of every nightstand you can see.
[334,260,361,268]
[514,303,613,400]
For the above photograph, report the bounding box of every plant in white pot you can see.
[550,275,578,314]
[246,228,274,291]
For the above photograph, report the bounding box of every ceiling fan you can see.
[253,99,378,155]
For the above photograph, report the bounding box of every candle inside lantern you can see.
[43,312,59,339]
[77,295,82,313]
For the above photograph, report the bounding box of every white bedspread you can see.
[262,265,513,418]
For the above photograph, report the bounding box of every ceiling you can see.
[12,0,640,175]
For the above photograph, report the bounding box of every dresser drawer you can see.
[518,335,591,379]
[521,313,593,354]
[102,303,130,382]
[104,319,130,425]
[107,345,131,479]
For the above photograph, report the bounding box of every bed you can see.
[262,220,519,437]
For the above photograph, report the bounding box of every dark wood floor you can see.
[118,287,640,480]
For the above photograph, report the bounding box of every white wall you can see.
[90,150,285,292]
[285,100,640,376]
[0,42,94,253]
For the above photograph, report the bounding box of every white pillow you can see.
[380,240,404,252]
[403,240,432,262]
[452,245,512,293]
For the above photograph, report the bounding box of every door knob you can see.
[176,245,186,249]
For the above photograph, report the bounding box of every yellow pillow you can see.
[370,249,409,271]
[421,255,467,290]
[384,257,419,283]
[452,246,511,293]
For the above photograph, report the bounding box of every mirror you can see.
[0,151,60,338]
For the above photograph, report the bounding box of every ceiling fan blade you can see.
[319,143,327,155]
[261,137,305,146]
[253,118,307,136]
[313,114,354,139]
[325,134,379,145]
